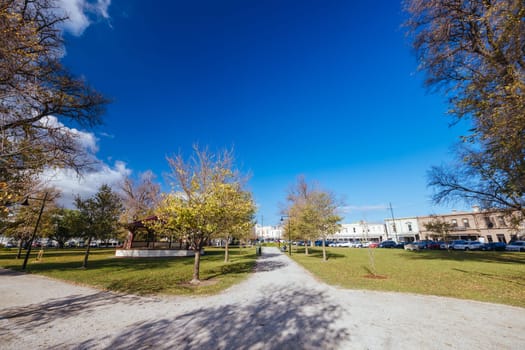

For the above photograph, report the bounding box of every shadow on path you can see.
[76,286,350,350]
[0,291,135,329]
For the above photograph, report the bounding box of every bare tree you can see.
[405,0,525,222]
[120,171,161,223]
[1,0,109,212]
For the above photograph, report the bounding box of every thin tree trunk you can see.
[305,241,309,255]
[224,237,230,263]
[191,249,201,284]
[16,239,24,259]
[322,238,327,261]
[82,237,92,268]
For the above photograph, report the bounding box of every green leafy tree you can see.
[285,176,342,260]
[308,190,342,261]
[46,208,83,248]
[405,0,525,225]
[2,187,59,257]
[75,184,123,268]
[284,176,315,254]
[154,145,254,284]
[214,183,256,263]
[1,0,108,214]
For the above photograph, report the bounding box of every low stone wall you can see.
[115,249,196,258]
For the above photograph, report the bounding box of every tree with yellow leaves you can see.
[154,146,255,284]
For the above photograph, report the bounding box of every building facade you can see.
[253,207,523,244]
[384,217,420,242]
[417,207,524,243]
[255,225,283,241]
[329,222,387,242]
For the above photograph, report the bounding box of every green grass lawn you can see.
[0,247,257,296]
[291,247,525,307]
[2,246,524,307]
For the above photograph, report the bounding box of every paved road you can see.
[1,247,524,349]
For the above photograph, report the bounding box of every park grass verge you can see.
[291,247,525,308]
[0,247,257,296]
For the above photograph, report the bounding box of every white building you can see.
[255,225,283,241]
[329,221,387,242]
[384,217,419,242]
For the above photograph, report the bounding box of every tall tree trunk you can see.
[191,250,201,284]
[82,237,92,268]
[305,241,309,255]
[322,239,327,261]
[224,237,230,263]
[16,239,24,259]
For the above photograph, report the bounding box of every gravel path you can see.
[1,247,524,349]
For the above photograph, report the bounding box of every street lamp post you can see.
[280,215,291,256]
[21,192,48,270]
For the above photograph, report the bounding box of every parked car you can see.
[449,240,483,251]
[404,241,427,251]
[465,241,484,251]
[426,241,441,249]
[437,241,450,250]
[394,242,405,249]
[351,241,364,248]
[368,242,379,248]
[329,241,350,247]
[378,240,397,248]
[448,240,468,250]
[480,242,506,251]
[505,241,525,252]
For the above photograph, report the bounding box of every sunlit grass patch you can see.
[292,247,525,307]
[0,247,257,296]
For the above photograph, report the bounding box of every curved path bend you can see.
[1,247,524,349]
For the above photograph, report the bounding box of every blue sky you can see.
[49,0,471,225]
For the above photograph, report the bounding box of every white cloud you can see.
[42,161,131,208]
[41,115,99,153]
[38,116,130,207]
[56,0,112,36]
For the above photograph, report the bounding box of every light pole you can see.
[280,215,291,256]
[21,192,48,270]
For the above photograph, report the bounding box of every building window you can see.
[486,235,493,242]
[485,217,494,229]
[462,218,470,228]
[407,222,413,232]
[451,219,458,227]
[496,234,506,243]
[353,227,356,233]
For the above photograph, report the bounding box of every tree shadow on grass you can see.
[298,248,346,260]
[70,286,351,350]
[452,268,525,287]
[402,250,525,265]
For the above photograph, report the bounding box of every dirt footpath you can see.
[1,247,524,349]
